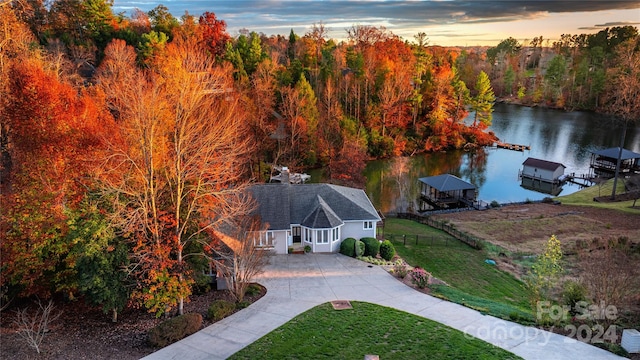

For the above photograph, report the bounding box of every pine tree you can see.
[471,71,496,128]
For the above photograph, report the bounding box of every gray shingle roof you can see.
[594,147,640,160]
[247,183,380,230]
[522,157,566,171]
[418,174,475,192]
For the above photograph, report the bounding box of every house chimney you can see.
[281,166,290,184]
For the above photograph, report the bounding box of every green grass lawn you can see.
[557,178,640,214]
[384,218,533,322]
[230,302,522,360]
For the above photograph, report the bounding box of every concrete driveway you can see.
[143,254,623,360]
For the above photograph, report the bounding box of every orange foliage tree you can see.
[96,37,253,316]
[0,56,113,297]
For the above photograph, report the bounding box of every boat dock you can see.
[495,141,531,151]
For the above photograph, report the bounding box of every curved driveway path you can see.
[144,254,623,360]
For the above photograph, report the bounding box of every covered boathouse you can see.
[589,147,640,178]
[418,174,477,211]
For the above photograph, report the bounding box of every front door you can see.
[292,226,301,243]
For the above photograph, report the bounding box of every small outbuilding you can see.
[418,174,476,210]
[589,147,640,178]
[520,158,566,184]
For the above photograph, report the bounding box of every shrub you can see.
[148,313,202,348]
[355,240,365,257]
[244,283,261,297]
[379,240,396,261]
[393,260,408,278]
[410,267,430,288]
[562,280,588,315]
[360,237,380,257]
[340,238,356,257]
[207,300,236,321]
[236,301,251,310]
[490,200,501,208]
[304,245,311,253]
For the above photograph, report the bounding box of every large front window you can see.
[254,231,274,247]
[317,229,329,244]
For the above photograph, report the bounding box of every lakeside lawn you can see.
[384,218,533,322]
[557,178,640,214]
[229,301,522,360]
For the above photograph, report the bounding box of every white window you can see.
[332,228,339,242]
[317,229,329,244]
[254,231,274,247]
[363,221,374,230]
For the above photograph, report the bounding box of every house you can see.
[521,158,565,184]
[247,183,381,254]
[589,147,640,178]
[418,174,476,210]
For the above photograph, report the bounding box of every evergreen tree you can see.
[470,71,495,128]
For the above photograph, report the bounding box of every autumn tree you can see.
[198,11,230,59]
[96,37,253,316]
[1,56,112,298]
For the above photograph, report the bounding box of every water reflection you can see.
[363,103,640,213]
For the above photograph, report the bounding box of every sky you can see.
[111,1,640,46]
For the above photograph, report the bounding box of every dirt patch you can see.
[431,203,640,254]
[0,285,266,360]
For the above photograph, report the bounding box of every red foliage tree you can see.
[198,11,231,58]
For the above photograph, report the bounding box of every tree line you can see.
[1,0,638,320]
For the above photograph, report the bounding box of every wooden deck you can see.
[495,142,531,151]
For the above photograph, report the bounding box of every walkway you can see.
[144,254,624,360]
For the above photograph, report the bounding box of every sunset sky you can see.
[112,1,640,46]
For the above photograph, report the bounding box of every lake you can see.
[362,103,640,214]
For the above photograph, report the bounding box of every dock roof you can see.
[593,147,640,160]
[418,174,476,192]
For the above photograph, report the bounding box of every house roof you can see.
[247,183,380,231]
[522,157,566,171]
[593,147,640,160]
[418,174,475,192]
[301,196,344,229]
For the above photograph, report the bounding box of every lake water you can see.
[362,103,640,213]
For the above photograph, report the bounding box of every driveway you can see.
[144,254,623,360]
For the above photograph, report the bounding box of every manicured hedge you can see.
[380,240,396,261]
[340,238,357,257]
[360,237,380,257]
[355,240,365,257]
[148,313,202,348]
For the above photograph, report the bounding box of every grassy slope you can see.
[384,218,532,321]
[558,178,640,214]
[230,302,522,360]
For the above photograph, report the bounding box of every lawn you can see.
[230,302,522,360]
[557,178,640,214]
[384,218,533,322]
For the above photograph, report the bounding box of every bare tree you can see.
[602,38,640,199]
[12,299,62,354]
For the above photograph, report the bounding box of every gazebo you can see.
[418,174,477,210]
[589,147,640,178]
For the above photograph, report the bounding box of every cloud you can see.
[112,0,640,41]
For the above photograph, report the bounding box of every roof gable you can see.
[522,157,566,171]
[301,196,344,228]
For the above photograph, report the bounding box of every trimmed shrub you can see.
[360,237,380,257]
[340,238,356,257]
[207,300,236,321]
[380,240,396,261]
[355,240,365,257]
[148,313,202,348]
[244,283,262,297]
